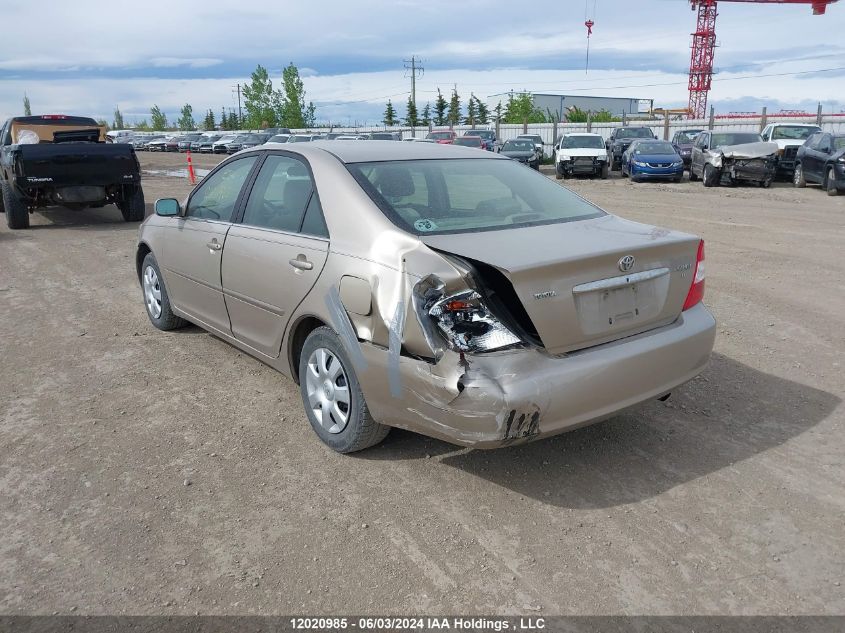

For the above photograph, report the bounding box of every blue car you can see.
[621,140,684,182]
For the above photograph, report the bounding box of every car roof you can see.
[249,139,506,163]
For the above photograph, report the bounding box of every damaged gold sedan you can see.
[136,141,715,453]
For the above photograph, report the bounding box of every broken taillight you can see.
[682,240,706,311]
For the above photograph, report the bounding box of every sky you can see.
[1,0,843,125]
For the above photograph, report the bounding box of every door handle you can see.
[289,256,313,271]
[206,240,222,251]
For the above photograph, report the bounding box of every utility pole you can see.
[403,56,424,105]
[232,83,243,128]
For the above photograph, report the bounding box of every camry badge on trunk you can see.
[618,255,635,272]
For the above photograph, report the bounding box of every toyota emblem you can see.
[618,255,635,272]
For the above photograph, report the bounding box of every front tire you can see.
[141,253,186,331]
[118,185,146,222]
[703,164,719,187]
[689,167,699,182]
[600,163,609,179]
[793,163,806,188]
[1,181,30,229]
[827,167,840,196]
[299,326,390,453]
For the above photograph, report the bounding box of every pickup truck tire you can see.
[827,168,839,196]
[793,163,806,188]
[1,181,30,229]
[118,185,146,222]
[703,164,720,188]
[600,163,609,179]
[141,253,187,331]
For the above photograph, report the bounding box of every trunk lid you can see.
[421,214,701,354]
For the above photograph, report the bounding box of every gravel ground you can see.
[0,150,843,616]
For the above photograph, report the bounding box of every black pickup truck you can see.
[0,115,144,229]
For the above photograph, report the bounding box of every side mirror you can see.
[155,198,181,217]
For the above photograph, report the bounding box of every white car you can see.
[554,133,610,179]
[760,123,821,176]
[212,134,238,154]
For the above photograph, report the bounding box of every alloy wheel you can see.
[143,265,162,319]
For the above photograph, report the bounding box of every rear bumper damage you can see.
[356,303,716,448]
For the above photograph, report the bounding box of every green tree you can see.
[96,119,109,129]
[177,104,196,130]
[433,89,447,126]
[494,101,503,123]
[421,103,431,126]
[113,106,124,130]
[243,65,279,129]
[280,62,315,129]
[464,93,478,127]
[23,94,31,116]
[476,97,489,125]
[135,119,150,131]
[383,100,397,126]
[150,105,167,131]
[404,96,419,127]
[503,92,546,124]
[447,87,461,127]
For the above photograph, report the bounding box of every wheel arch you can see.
[136,242,152,283]
[287,315,329,385]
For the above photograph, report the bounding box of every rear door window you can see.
[241,154,315,233]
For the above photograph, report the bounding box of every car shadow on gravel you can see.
[363,353,839,509]
[26,204,148,230]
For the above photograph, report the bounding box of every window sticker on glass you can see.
[414,219,438,232]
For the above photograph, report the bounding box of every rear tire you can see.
[793,163,806,188]
[689,168,699,182]
[703,164,719,188]
[299,327,390,453]
[118,185,146,222]
[1,181,30,229]
[141,253,187,331]
[827,167,839,196]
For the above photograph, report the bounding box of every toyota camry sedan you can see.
[136,141,715,453]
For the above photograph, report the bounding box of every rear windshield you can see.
[711,132,762,146]
[633,141,676,154]
[617,128,653,139]
[468,131,493,139]
[560,135,604,149]
[453,137,481,146]
[348,158,604,236]
[771,126,820,140]
[427,131,453,140]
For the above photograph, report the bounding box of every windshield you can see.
[675,130,702,144]
[617,128,653,139]
[561,136,604,149]
[348,158,604,235]
[371,133,394,140]
[634,141,676,154]
[772,126,820,140]
[518,135,542,143]
[427,131,453,140]
[711,132,762,146]
[269,135,289,143]
[454,137,481,146]
[289,135,311,142]
[468,131,493,139]
[502,140,534,151]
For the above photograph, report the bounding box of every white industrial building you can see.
[486,92,649,121]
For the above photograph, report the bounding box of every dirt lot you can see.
[1,150,843,616]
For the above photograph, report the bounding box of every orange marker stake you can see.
[186,150,197,185]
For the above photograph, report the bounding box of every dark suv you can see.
[607,127,656,170]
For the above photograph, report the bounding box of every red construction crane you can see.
[687,0,838,119]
